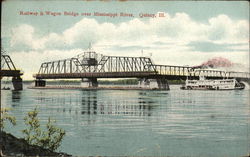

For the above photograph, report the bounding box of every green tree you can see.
[0,107,16,129]
[22,108,65,151]
[38,117,66,151]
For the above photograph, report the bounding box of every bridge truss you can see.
[35,51,250,80]
[36,51,158,79]
[1,53,23,78]
[0,50,23,90]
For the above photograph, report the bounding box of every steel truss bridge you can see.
[34,51,250,89]
[1,52,23,90]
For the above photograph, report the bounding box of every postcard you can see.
[1,1,249,157]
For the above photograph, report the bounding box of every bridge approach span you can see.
[1,54,23,90]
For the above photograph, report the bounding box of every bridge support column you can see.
[138,78,169,90]
[35,79,46,87]
[156,78,169,90]
[81,78,98,88]
[12,77,23,90]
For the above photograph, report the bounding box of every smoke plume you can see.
[200,57,233,68]
[194,57,249,72]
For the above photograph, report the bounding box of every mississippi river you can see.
[2,84,250,157]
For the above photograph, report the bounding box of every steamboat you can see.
[181,77,245,90]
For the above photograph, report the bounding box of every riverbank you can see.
[0,131,71,156]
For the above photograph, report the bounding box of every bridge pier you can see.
[156,77,169,90]
[139,78,169,90]
[12,77,23,90]
[35,79,46,87]
[81,78,98,88]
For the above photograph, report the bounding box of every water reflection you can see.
[3,86,249,157]
[34,90,159,117]
[138,91,168,97]
[11,90,22,107]
[81,90,97,115]
[79,90,156,117]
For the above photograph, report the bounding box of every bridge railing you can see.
[227,71,250,78]
[193,70,250,78]
[152,65,192,76]
[152,65,250,79]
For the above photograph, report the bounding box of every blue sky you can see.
[1,1,249,80]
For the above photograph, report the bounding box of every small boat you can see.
[180,77,245,90]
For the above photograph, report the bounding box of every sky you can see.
[1,1,249,80]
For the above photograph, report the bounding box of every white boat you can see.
[180,77,245,90]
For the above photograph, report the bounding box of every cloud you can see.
[62,18,101,46]
[4,13,249,79]
[188,41,248,52]
[10,24,49,50]
[10,49,83,80]
[9,13,249,51]
[208,15,249,42]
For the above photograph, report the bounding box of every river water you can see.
[1,83,250,157]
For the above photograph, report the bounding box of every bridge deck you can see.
[35,71,156,79]
[0,70,23,77]
[34,71,249,80]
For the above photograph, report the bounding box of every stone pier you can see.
[81,78,98,87]
[138,77,169,90]
[35,79,46,87]
[156,77,169,90]
[12,77,23,90]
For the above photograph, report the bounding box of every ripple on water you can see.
[1,84,249,157]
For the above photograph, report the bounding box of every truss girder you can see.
[37,55,157,75]
[1,55,16,70]
[35,53,250,79]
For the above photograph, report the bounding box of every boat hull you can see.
[180,86,245,90]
